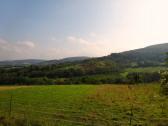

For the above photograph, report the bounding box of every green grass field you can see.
[0,84,168,126]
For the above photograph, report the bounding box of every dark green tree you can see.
[160,52,168,96]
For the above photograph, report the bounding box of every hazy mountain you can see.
[40,56,90,65]
[0,57,90,66]
[102,43,168,67]
[0,59,46,66]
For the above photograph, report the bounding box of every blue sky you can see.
[0,0,168,60]
[0,0,115,41]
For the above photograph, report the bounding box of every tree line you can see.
[0,58,162,85]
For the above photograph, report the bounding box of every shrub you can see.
[126,72,160,84]
[160,70,168,96]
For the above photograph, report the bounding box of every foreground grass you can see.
[0,84,167,126]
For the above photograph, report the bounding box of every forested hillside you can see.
[102,43,168,67]
[0,59,124,84]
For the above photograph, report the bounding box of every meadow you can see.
[0,84,168,126]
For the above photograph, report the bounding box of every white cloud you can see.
[17,41,36,48]
[67,36,91,46]
[90,32,97,37]
[0,39,37,60]
[51,37,57,41]
[0,38,8,44]
[67,36,77,41]
[66,34,112,57]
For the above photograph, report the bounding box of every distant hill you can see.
[0,59,45,66]
[102,43,168,67]
[38,56,90,65]
[0,57,90,66]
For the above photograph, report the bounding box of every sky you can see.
[0,0,168,60]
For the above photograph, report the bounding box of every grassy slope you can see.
[0,84,168,126]
[121,66,167,77]
[125,67,167,72]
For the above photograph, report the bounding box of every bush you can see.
[160,71,168,96]
[126,72,160,84]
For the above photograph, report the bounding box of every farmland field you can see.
[0,84,168,126]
